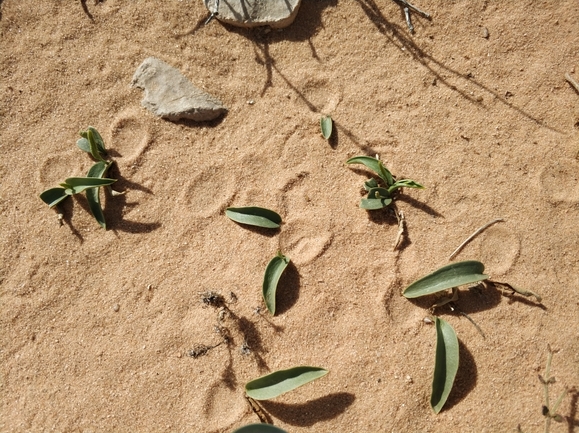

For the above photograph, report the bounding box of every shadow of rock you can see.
[260,392,355,426]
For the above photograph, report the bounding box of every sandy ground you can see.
[1,1,578,432]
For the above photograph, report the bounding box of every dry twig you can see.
[449,218,505,260]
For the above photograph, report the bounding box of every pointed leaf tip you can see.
[226,207,281,229]
[245,366,328,400]
[403,261,488,299]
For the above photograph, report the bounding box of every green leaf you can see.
[377,161,394,186]
[233,425,288,433]
[76,137,91,153]
[403,261,488,299]
[364,178,378,191]
[86,161,111,229]
[80,127,106,161]
[87,161,110,179]
[226,207,281,229]
[262,252,290,315]
[40,187,69,208]
[431,317,459,414]
[346,156,393,186]
[63,177,116,194]
[245,366,329,400]
[388,178,425,193]
[359,197,392,210]
[88,126,107,155]
[367,187,390,199]
[320,115,333,139]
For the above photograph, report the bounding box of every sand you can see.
[1,1,578,432]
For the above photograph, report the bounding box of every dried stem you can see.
[449,218,505,260]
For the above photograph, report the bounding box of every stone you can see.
[131,57,227,122]
[204,0,302,29]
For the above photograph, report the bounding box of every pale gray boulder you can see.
[204,0,302,28]
[131,57,227,122]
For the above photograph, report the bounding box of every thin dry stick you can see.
[449,218,505,260]
[393,209,405,251]
[565,73,579,93]
[245,395,270,424]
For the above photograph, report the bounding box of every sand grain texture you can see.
[1,1,578,432]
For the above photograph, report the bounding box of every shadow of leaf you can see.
[260,392,355,426]
[275,261,300,315]
[442,339,477,411]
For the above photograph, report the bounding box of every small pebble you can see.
[247,100,255,105]
[113,304,120,312]
[482,27,489,39]
[423,317,433,324]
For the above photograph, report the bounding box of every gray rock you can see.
[205,0,302,29]
[131,57,226,122]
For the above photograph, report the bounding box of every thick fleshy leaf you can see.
[367,187,390,199]
[245,366,328,400]
[63,177,116,194]
[40,187,69,208]
[233,425,287,433]
[262,252,290,315]
[431,317,459,413]
[364,178,378,191]
[346,156,393,186]
[360,197,392,210]
[79,127,106,161]
[76,137,91,153]
[86,161,111,229]
[388,178,425,194]
[226,207,281,229]
[403,261,488,299]
[88,127,106,155]
[320,115,333,139]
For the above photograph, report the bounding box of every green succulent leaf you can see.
[233,425,288,433]
[40,187,70,208]
[346,156,393,186]
[360,197,392,210]
[320,115,333,140]
[79,127,107,161]
[76,137,91,153]
[364,178,378,191]
[245,366,329,400]
[377,161,394,186]
[262,252,290,315]
[226,206,281,229]
[367,187,390,199]
[63,177,116,194]
[431,317,459,414]
[86,161,112,229]
[403,261,488,299]
[388,178,425,194]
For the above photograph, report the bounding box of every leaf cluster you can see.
[346,155,424,210]
[39,127,116,228]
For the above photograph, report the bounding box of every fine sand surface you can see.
[1,1,578,432]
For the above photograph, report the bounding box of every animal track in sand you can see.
[200,382,246,429]
[38,149,84,186]
[179,165,237,218]
[278,173,333,266]
[110,108,152,165]
[539,158,579,203]
[471,224,521,276]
